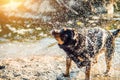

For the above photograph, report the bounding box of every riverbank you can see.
[0,38,120,80]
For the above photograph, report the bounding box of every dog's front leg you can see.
[63,55,72,77]
[85,62,91,80]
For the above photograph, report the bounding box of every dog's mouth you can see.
[52,30,64,45]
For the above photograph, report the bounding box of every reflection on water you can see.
[0,38,56,57]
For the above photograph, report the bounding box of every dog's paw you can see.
[63,73,70,77]
[85,78,91,80]
[56,74,70,80]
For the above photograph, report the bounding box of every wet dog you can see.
[52,27,120,80]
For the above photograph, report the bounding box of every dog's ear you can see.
[72,28,75,31]
[65,28,77,40]
[63,27,67,31]
[72,29,78,40]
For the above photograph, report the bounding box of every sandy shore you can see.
[0,55,120,80]
[0,38,120,80]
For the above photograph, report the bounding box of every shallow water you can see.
[0,38,58,58]
[0,37,120,56]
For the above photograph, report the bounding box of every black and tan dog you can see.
[52,27,120,80]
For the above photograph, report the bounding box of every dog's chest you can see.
[59,40,90,68]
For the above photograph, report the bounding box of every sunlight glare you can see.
[4,0,21,10]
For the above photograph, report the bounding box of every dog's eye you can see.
[64,34,68,37]
[61,34,68,38]
[61,34,68,41]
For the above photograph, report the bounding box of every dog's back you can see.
[85,28,119,75]
[86,28,112,57]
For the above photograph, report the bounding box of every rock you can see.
[0,66,5,70]
[13,73,21,77]
[34,72,41,76]
[22,78,29,80]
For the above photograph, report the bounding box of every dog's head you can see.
[52,28,77,45]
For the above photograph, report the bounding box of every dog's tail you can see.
[112,29,120,37]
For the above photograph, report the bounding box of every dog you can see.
[52,27,120,80]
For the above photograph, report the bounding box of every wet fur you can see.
[52,27,120,80]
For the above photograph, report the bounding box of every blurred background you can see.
[0,0,120,42]
[0,1,120,80]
